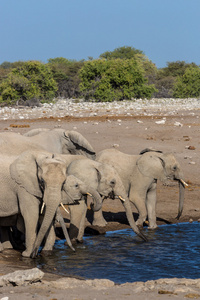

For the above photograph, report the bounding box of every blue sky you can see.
[0,0,199,68]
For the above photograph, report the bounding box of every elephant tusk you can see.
[40,202,45,214]
[180,179,189,187]
[61,202,69,214]
[118,195,126,202]
[87,192,92,197]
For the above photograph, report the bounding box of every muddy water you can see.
[33,222,200,284]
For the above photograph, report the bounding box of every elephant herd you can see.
[0,128,187,258]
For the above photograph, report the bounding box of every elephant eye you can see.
[40,178,45,190]
[173,165,177,171]
[110,179,116,187]
[75,183,79,188]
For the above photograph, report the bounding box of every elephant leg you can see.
[129,188,147,227]
[146,183,158,229]
[42,224,56,252]
[92,209,107,227]
[18,190,39,257]
[0,227,13,250]
[68,201,87,243]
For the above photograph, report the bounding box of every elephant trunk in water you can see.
[176,179,186,220]
[114,187,147,242]
[31,187,62,258]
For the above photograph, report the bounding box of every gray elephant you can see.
[0,207,74,253]
[0,150,102,258]
[96,148,187,229]
[0,128,96,159]
[59,157,147,243]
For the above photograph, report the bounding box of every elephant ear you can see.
[63,130,96,159]
[10,150,50,198]
[136,152,166,181]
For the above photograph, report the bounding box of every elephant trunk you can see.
[114,187,147,242]
[122,199,148,242]
[56,208,75,252]
[31,187,61,258]
[176,179,185,220]
[82,186,102,212]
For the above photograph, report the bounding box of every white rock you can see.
[113,144,119,148]
[155,119,166,124]
[174,121,183,127]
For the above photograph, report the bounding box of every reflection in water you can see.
[35,222,200,284]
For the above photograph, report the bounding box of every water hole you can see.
[34,222,200,284]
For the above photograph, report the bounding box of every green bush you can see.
[99,46,144,60]
[0,61,57,105]
[79,59,157,102]
[48,57,84,98]
[173,66,200,98]
[153,61,199,98]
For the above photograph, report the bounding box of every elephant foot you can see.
[41,249,53,256]
[65,238,83,246]
[0,243,3,252]
[92,218,107,227]
[1,241,13,250]
[148,224,158,230]
[22,249,32,258]
[136,219,145,228]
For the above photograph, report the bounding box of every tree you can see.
[79,59,157,102]
[153,61,198,98]
[0,61,57,105]
[99,46,144,60]
[48,57,84,98]
[173,66,200,98]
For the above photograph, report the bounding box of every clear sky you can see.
[0,0,199,68]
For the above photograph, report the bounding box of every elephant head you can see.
[24,128,96,159]
[62,175,102,212]
[136,151,186,219]
[61,130,96,159]
[9,150,70,257]
[96,163,147,241]
[67,159,147,242]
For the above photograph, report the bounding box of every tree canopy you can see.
[0,46,200,105]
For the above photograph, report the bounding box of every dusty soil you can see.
[0,106,200,299]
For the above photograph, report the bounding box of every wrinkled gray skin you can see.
[96,148,185,229]
[0,150,67,257]
[0,150,102,258]
[0,128,96,256]
[64,158,147,243]
[0,128,96,159]
[0,128,95,159]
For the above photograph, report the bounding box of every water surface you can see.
[36,222,200,284]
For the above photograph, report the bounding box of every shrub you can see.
[0,61,57,105]
[99,46,144,60]
[79,58,157,102]
[48,57,84,98]
[173,66,200,98]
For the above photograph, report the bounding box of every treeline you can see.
[0,46,200,106]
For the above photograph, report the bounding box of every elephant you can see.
[96,148,187,229]
[0,150,102,258]
[0,128,96,159]
[58,157,147,243]
[0,207,74,253]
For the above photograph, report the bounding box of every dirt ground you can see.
[0,107,199,299]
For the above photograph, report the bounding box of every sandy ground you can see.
[0,102,200,299]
